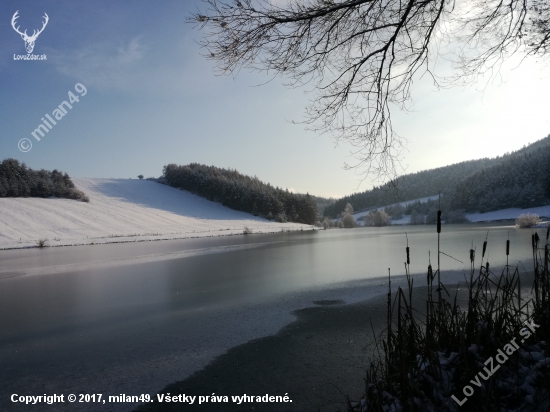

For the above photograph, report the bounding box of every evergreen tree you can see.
[0,159,88,201]
[163,163,318,224]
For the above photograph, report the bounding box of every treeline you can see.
[0,158,88,201]
[309,194,336,215]
[450,138,550,212]
[391,199,468,224]
[162,163,318,224]
[324,135,550,217]
[323,159,489,217]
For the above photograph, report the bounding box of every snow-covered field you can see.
[0,178,312,250]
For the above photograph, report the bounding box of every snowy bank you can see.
[0,178,313,250]
[466,205,550,222]
[390,206,550,225]
[351,195,550,225]
[352,195,440,220]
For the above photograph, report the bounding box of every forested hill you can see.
[323,159,489,217]
[450,138,550,212]
[0,158,88,201]
[324,135,550,217]
[162,163,318,224]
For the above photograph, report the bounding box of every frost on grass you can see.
[516,213,542,228]
[350,231,550,411]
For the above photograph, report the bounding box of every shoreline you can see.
[2,217,546,251]
[0,226,316,251]
[1,176,547,251]
[1,264,533,412]
[3,218,545,251]
[0,273,412,412]
[0,268,474,412]
[133,267,537,412]
[0,178,313,251]
[2,214,542,412]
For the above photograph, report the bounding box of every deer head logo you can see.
[11,11,49,54]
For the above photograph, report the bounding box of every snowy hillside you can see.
[0,179,311,250]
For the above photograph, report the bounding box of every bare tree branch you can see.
[189,0,549,182]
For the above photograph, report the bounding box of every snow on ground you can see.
[390,215,413,225]
[0,178,313,250]
[351,194,550,225]
[352,195,440,220]
[391,205,550,225]
[466,205,550,222]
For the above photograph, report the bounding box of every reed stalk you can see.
[352,224,550,411]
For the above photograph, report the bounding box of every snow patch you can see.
[466,205,550,222]
[352,195,439,220]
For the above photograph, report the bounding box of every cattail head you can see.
[482,241,487,258]
[506,239,510,256]
[470,249,475,263]
[406,246,410,265]
[437,210,442,233]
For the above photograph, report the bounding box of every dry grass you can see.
[516,213,542,228]
[351,216,550,411]
[36,238,49,248]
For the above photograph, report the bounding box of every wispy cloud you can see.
[48,33,226,96]
[50,36,148,91]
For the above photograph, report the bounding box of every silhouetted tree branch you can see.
[190,0,549,180]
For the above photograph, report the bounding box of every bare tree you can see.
[341,202,356,227]
[343,202,354,216]
[342,212,356,228]
[364,209,390,226]
[452,0,550,85]
[190,0,548,179]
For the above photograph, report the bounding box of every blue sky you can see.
[1,1,550,198]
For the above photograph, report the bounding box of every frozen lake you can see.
[0,223,544,411]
